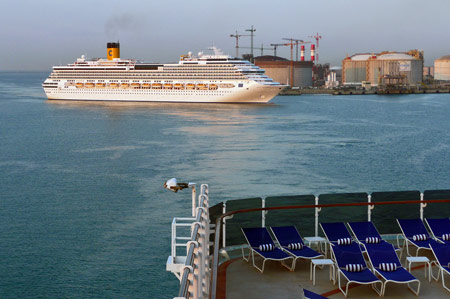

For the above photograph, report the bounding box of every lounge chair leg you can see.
[415,247,421,257]
[371,281,383,297]
[430,261,440,281]
[442,269,450,293]
[380,281,388,296]
[397,246,403,262]
[242,246,251,262]
[337,272,349,297]
[407,280,420,296]
[281,257,295,272]
[406,240,412,257]
[251,251,265,273]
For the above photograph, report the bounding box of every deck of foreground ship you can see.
[167,186,450,299]
[221,247,447,298]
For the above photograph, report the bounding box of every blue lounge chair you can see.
[425,218,450,245]
[320,222,354,244]
[348,221,402,259]
[365,242,420,296]
[430,243,450,292]
[320,222,360,258]
[270,226,323,271]
[303,288,327,299]
[241,227,294,273]
[331,242,382,297]
[397,219,441,256]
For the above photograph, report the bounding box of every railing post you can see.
[261,197,266,228]
[420,192,425,220]
[202,185,211,298]
[315,196,320,237]
[196,203,210,297]
[172,219,177,258]
[368,194,372,222]
[191,184,197,217]
[222,203,226,248]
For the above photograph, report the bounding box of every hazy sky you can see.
[1,0,449,71]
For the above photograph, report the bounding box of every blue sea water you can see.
[1,72,450,298]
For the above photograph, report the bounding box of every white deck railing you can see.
[168,184,210,299]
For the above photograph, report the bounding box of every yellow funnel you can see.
[107,42,120,60]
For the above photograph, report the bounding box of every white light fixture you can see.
[164,178,197,216]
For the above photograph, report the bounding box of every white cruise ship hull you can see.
[44,83,283,104]
[43,44,286,104]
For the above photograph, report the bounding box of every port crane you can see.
[269,39,299,87]
[241,44,274,56]
[270,43,285,57]
[270,38,311,87]
[282,38,311,61]
[245,25,256,58]
[309,32,322,63]
[230,30,251,58]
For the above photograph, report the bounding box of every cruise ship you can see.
[42,42,285,103]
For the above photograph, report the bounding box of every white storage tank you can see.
[369,52,423,86]
[342,50,423,86]
[434,55,450,81]
[342,54,371,84]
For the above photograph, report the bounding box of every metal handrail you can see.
[210,198,450,299]
[178,221,201,298]
[176,184,210,299]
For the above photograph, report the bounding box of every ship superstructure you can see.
[42,43,285,103]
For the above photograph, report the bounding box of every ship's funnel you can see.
[107,42,120,60]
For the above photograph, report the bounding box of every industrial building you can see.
[342,50,423,86]
[254,55,313,87]
[325,66,342,88]
[423,66,434,77]
[434,55,450,81]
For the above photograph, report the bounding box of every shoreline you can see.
[280,88,450,96]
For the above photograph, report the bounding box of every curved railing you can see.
[175,184,210,299]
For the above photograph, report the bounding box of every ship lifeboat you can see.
[95,83,105,88]
[152,83,162,89]
[196,84,208,90]
[174,83,185,90]
[142,83,151,89]
[85,83,95,88]
[131,83,141,89]
[75,83,84,88]
[109,83,119,89]
[219,83,235,88]
[120,83,129,89]
[163,83,173,89]
[186,83,195,90]
[209,84,218,90]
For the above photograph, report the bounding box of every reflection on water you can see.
[47,99,274,111]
